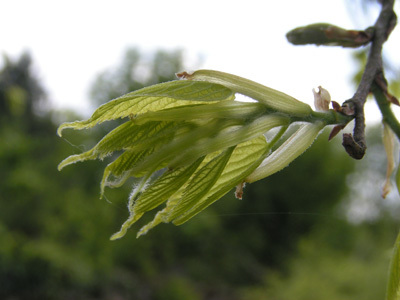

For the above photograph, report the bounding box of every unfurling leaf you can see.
[177,70,312,116]
[57,80,234,136]
[245,122,325,183]
[58,121,178,171]
[135,135,269,237]
[58,69,349,238]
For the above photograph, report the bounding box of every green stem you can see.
[265,125,289,153]
[372,83,400,140]
[290,109,353,126]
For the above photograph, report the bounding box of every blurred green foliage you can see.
[0,50,398,300]
[240,218,397,300]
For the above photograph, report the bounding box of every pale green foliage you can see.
[58,70,348,239]
[133,136,269,238]
[178,70,312,116]
[57,80,234,135]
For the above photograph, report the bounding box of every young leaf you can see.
[170,114,289,168]
[245,122,325,183]
[58,121,177,170]
[133,101,267,124]
[111,148,235,240]
[57,80,234,136]
[99,124,197,188]
[109,157,205,239]
[172,135,269,225]
[167,147,235,221]
[100,148,154,195]
[132,157,204,214]
[133,135,269,236]
[135,185,186,238]
[57,68,341,239]
[129,119,242,176]
[178,69,312,116]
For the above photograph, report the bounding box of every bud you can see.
[313,86,331,112]
[286,23,373,48]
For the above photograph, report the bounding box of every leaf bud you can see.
[286,23,373,48]
[313,86,331,111]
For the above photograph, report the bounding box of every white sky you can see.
[1,0,400,121]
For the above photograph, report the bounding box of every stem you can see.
[289,109,353,127]
[344,0,396,159]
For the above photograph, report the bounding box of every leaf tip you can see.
[110,232,125,241]
[57,124,66,137]
[235,182,246,200]
[176,71,193,80]
[57,121,79,137]
[328,125,345,141]
[57,159,70,171]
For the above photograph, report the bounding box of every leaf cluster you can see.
[58,69,353,238]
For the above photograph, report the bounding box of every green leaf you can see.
[110,212,145,240]
[172,135,268,225]
[57,80,234,136]
[178,70,312,116]
[129,119,243,176]
[136,186,185,238]
[245,122,324,183]
[101,119,244,193]
[169,114,289,168]
[100,149,154,195]
[386,230,400,300]
[57,68,335,240]
[132,157,204,214]
[135,135,268,237]
[57,121,178,170]
[133,101,267,124]
[109,157,205,240]
[167,147,235,221]
[99,123,199,192]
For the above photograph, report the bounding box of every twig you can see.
[343,0,397,159]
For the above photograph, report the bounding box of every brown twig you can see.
[343,0,397,159]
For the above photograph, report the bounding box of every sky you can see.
[1,0,400,122]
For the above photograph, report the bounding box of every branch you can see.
[343,0,397,159]
[372,80,400,137]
